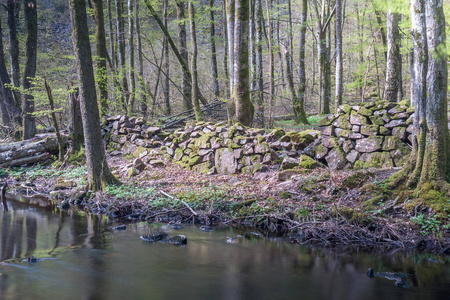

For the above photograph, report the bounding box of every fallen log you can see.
[0,135,67,167]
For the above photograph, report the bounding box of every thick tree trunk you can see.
[163,0,170,115]
[128,0,136,112]
[392,0,450,191]
[93,0,109,117]
[68,85,83,152]
[335,0,343,109]
[7,0,20,108]
[23,0,37,139]
[209,0,219,98]
[176,0,193,111]
[69,0,120,191]
[0,14,21,126]
[234,0,254,126]
[384,10,401,102]
[188,2,203,121]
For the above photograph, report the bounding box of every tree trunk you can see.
[188,2,203,121]
[255,0,264,126]
[136,0,147,117]
[116,0,129,112]
[7,0,21,108]
[93,0,109,117]
[69,0,120,191]
[335,0,343,109]
[222,1,230,99]
[209,0,219,98]
[128,0,136,112]
[0,13,21,126]
[265,0,274,126]
[176,0,193,111]
[384,10,401,102]
[107,0,116,68]
[284,48,307,124]
[23,0,37,139]
[226,0,235,96]
[234,0,254,126]
[68,85,83,152]
[44,79,64,162]
[163,0,170,115]
[392,0,450,192]
[298,0,307,121]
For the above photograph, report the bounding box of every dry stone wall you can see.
[101,100,414,176]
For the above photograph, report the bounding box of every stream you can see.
[0,194,449,300]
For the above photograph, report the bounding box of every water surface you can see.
[0,195,448,300]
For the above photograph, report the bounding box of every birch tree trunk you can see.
[22,0,37,139]
[69,0,120,191]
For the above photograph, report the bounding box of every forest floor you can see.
[2,151,450,255]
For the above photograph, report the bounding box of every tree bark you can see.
[44,79,65,162]
[209,0,219,98]
[298,0,307,121]
[68,85,83,152]
[188,2,203,121]
[69,0,120,191]
[265,0,274,125]
[93,0,109,117]
[255,0,264,126]
[128,0,136,112]
[163,0,170,115]
[284,47,307,124]
[22,0,37,139]
[116,0,129,112]
[226,0,235,95]
[234,0,254,126]
[392,0,450,192]
[107,0,116,68]
[136,0,147,117]
[176,0,193,111]
[222,1,230,99]
[335,0,343,109]
[384,10,401,102]
[0,13,21,126]
[7,0,21,108]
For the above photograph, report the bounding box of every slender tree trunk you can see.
[188,2,203,121]
[68,84,83,152]
[222,1,230,99]
[163,0,170,115]
[136,0,147,117]
[234,0,254,126]
[44,79,64,162]
[175,0,193,111]
[7,0,20,108]
[335,0,343,109]
[93,0,109,117]
[265,0,274,126]
[255,0,264,127]
[384,10,401,102]
[69,0,120,191]
[107,0,116,68]
[22,0,37,140]
[128,0,136,112]
[226,0,235,96]
[371,0,387,60]
[285,48,307,124]
[298,0,307,120]
[209,0,219,98]
[116,0,129,112]
[249,0,256,94]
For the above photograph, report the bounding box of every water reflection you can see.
[0,194,448,300]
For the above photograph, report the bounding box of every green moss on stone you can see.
[299,155,317,169]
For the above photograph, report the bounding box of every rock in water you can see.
[140,231,168,242]
[166,235,187,245]
[112,225,127,231]
[200,225,213,232]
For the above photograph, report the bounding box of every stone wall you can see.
[316,100,413,170]
[101,100,414,175]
